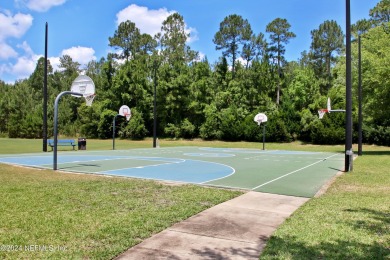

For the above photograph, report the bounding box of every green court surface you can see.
[0,146,345,198]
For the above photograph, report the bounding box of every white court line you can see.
[200,163,236,184]
[251,153,340,190]
[100,158,185,173]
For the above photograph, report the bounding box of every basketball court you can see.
[0,146,344,198]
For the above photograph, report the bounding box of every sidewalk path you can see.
[115,192,309,259]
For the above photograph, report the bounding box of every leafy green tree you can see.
[199,104,223,140]
[241,33,267,68]
[158,13,196,128]
[160,13,198,64]
[29,57,53,93]
[310,20,344,93]
[187,60,213,131]
[285,64,320,112]
[6,81,43,138]
[78,101,101,138]
[352,19,374,37]
[213,56,230,88]
[59,55,80,79]
[180,118,196,139]
[355,26,390,127]
[109,20,141,61]
[2,8,390,146]
[369,0,390,25]
[120,108,148,139]
[0,81,10,133]
[213,14,252,78]
[266,18,296,104]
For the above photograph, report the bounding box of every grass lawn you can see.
[0,138,388,259]
[0,164,242,259]
[260,147,390,259]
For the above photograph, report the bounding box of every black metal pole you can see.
[153,62,157,148]
[262,124,266,150]
[358,35,363,156]
[345,0,353,171]
[53,91,82,170]
[43,22,48,152]
[112,114,119,150]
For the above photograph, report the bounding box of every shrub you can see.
[120,108,148,140]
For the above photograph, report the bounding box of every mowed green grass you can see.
[260,147,390,259]
[0,138,244,259]
[0,138,388,259]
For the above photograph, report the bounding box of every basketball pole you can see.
[112,114,119,150]
[153,60,157,148]
[53,91,82,170]
[345,0,353,172]
[358,35,363,156]
[43,22,48,152]
[262,123,266,150]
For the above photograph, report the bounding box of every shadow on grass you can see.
[260,207,390,259]
[259,235,389,259]
[361,150,390,156]
[344,207,390,237]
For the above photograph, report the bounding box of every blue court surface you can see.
[0,146,345,197]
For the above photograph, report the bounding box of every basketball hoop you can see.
[84,94,96,107]
[119,105,131,121]
[254,113,268,126]
[71,75,95,97]
[318,109,328,119]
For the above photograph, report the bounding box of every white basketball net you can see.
[84,94,96,107]
[318,109,327,119]
[124,113,131,121]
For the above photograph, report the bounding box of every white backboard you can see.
[71,75,95,97]
[254,113,268,124]
[119,105,131,116]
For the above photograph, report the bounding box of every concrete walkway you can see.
[115,192,309,260]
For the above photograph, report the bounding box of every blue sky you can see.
[0,0,379,84]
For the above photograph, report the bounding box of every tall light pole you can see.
[153,59,157,148]
[358,35,363,156]
[345,0,353,171]
[43,22,48,152]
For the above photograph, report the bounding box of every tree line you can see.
[0,0,389,146]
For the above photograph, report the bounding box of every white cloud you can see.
[2,41,40,80]
[186,26,198,43]
[0,63,11,77]
[116,4,198,43]
[17,41,34,56]
[15,0,67,12]
[0,11,34,81]
[116,4,174,36]
[195,51,205,62]
[0,11,33,41]
[0,45,97,82]
[0,42,18,59]
[48,56,60,71]
[61,46,96,65]
[11,55,38,78]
